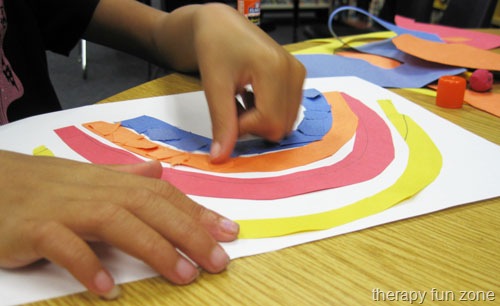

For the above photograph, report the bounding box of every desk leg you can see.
[293,0,299,42]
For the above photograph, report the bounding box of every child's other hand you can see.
[0,151,238,298]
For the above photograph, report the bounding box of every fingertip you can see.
[209,141,232,164]
[93,269,121,300]
[217,218,240,242]
[209,141,222,161]
[32,222,122,300]
[175,257,200,285]
[142,160,164,178]
[208,246,230,273]
[100,286,122,300]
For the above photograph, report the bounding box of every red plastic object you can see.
[469,69,493,92]
[436,76,466,109]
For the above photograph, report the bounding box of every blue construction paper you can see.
[327,6,449,72]
[121,115,155,133]
[328,6,442,43]
[179,134,211,152]
[234,90,333,154]
[356,40,406,61]
[303,88,322,99]
[304,110,330,120]
[277,132,319,146]
[295,54,465,88]
[302,95,332,112]
[121,116,212,152]
[298,118,331,136]
[146,128,182,141]
[120,90,332,156]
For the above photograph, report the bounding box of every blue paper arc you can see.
[120,88,333,156]
[327,6,442,43]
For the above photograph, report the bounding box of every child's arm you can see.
[84,0,306,162]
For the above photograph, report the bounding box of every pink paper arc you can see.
[162,92,394,199]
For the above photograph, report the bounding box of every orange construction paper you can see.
[336,51,401,69]
[84,92,359,173]
[392,34,500,71]
[443,37,471,44]
[464,91,500,117]
[427,85,500,117]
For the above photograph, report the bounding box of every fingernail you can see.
[220,218,239,235]
[210,246,230,272]
[175,257,199,283]
[210,141,221,159]
[101,286,122,300]
[94,270,121,300]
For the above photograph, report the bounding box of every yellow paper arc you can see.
[236,99,443,239]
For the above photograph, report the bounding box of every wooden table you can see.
[28,34,500,306]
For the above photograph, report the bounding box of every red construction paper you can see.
[55,126,143,164]
[237,99,443,238]
[55,93,394,200]
[161,93,394,199]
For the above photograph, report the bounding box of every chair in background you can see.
[378,0,435,23]
[438,0,498,28]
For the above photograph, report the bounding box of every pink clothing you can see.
[0,0,24,124]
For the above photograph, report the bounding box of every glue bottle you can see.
[238,0,261,26]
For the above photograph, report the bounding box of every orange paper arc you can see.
[392,34,500,71]
[84,92,359,173]
[436,76,466,109]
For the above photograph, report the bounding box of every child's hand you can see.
[0,151,238,298]
[192,4,306,163]
[87,1,305,164]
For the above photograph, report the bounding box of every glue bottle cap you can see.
[435,76,466,109]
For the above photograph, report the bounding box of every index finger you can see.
[200,68,240,163]
[238,53,305,141]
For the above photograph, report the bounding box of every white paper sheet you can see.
[0,77,499,305]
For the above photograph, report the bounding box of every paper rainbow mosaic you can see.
[53,89,442,239]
